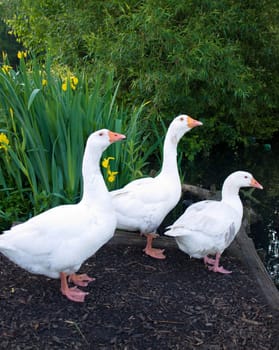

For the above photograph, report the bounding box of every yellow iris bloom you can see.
[101,157,118,183]
[62,82,67,91]
[62,75,79,91]
[107,170,118,183]
[102,157,115,169]
[17,51,27,59]
[0,133,9,151]
[70,76,78,86]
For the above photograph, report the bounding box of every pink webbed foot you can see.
[208,265,232,274]
[69,273,95,287]
[143,246,166,259]
[143,234,166,259]
[60,272,89,303]
[62,286,89,302]
[206,253,232,274]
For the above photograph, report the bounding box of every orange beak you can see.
[108,131,126,143]
[250,178,263,190]
[187,117,203,128]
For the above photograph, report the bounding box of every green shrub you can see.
[2,0,279,150]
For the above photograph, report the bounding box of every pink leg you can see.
[68,273,95,287]
[207,253,232,274]
[204,255,216,266]
[142,234,166,259]
[60,272,89,302]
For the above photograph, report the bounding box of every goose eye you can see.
[180,117,184,121]
[244,176,248,179]
[99,132,103,136]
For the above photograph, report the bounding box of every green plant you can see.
[0,54,150,220]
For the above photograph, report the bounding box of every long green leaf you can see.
[27,88,41,110]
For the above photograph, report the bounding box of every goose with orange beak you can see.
[111,114,203,259]
[166,171,263,273]
[0,129,126,302]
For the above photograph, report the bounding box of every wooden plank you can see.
[229,219,279,310]
[109,230,177,248]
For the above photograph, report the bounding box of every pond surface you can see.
[182,139,279,289]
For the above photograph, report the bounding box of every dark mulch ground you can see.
[0,242,278,350]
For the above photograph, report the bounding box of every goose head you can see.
[86,129,126,153]
[168,115,203,144]
[81,129,126,197]
[223,171,263,192]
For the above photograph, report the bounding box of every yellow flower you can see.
[0,133,9,151]
[101,157,118,182]
[61,75,78,91]
[70,76,78,90]
[62,82,67,91]
[102,157,115,169]
[107,169,118,183]
[70,76,78,86]
[17,50,27,59]
[42,79,47,86]
[1,65,12,74]
[70,83,77,90]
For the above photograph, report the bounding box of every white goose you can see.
[165,171,263,273]
[0,129,126,302]
[111,115,202,259]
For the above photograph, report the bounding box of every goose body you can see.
[0,202,115,278]
[111,115,202,259]
[0,129,126,302]
[165,171,263,273]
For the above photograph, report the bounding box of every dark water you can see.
[182,139,279,288]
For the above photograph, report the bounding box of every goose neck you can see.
[221,181,242,215]
[80,146,110,206]
[160,132,179,177]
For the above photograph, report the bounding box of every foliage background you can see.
[1,0,279,151]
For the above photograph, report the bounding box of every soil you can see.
[0,239,278,350]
